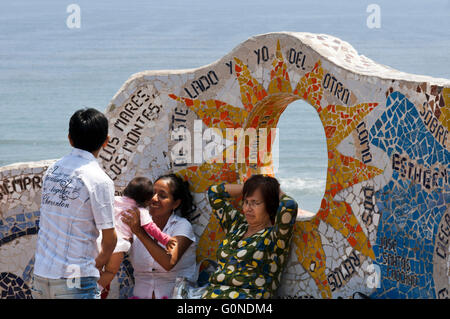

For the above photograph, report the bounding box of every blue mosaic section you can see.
[369,91,449,298]
[22,257,35,283]
[117,253,135,299]
[0,272,32,299]
[0,211,40,246]
[0,212,40,299]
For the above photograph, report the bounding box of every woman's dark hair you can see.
[155,173,196,219]
[123,177,154,208]
[69,108,109,152]
[243,174,280,224]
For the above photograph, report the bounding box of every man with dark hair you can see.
[69,108,109,153]
[32,108,117,299]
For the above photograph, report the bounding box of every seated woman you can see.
[121,174,197,299]
[202,174,298,299]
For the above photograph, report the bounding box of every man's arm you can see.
[98,252,124,289]
[95,228,117,272]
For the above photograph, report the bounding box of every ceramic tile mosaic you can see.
[0,33,448,299]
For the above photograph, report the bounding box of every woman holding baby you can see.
[121,174,197,299]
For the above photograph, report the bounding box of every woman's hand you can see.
[165,237,178,256]
[121,207,143,235]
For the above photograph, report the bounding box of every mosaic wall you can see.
[0,32,448,299]
[0,160,54,298]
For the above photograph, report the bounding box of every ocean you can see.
[0,0,449,212]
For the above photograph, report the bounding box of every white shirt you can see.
[129,212,197,299]
[34,148,115,279]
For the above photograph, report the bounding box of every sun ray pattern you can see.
[170,40,383,297]
[268,40,292,94]
[234,58,267,112]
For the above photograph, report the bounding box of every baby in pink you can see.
[97,177,176,293]
[113,196,173,251]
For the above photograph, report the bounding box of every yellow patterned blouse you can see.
[201,183,298,299]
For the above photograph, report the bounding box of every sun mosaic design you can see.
[170,40,383,299]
